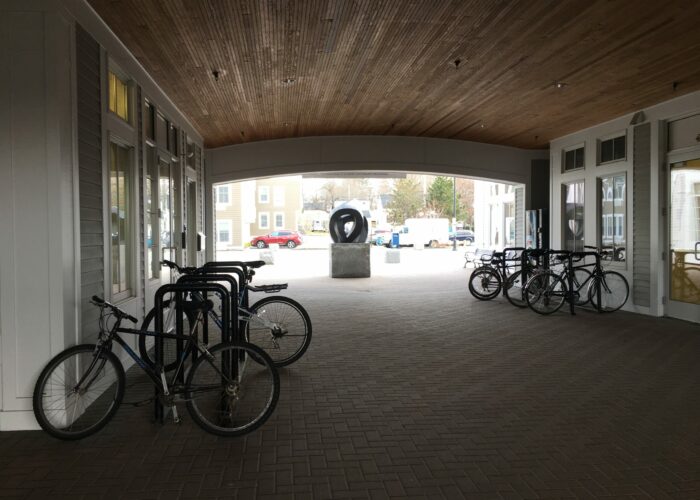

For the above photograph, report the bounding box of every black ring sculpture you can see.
[329,207,369,243]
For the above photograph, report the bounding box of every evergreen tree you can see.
[426,176,455,218]
[388,178,423,224]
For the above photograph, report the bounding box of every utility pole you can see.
[452,177,457,251]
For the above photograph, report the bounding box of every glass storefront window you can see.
[563,181,585,251]
[109,142,132,297]
[599,174,626,261]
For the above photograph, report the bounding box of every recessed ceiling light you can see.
[555,81,567,89]
[282,78,296,85]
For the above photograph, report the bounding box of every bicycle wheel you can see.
[525,271,567,315]
[588,271,629,312]
[246,296,312,367]
[186,342,279,437]
[33,344,124,440]
[468,268,502,300]
[139,299,196,371]
[504,270,527,308]
[570,268,592,306]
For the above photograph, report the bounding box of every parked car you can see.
[449,229,475,244]
[251,230,303,249]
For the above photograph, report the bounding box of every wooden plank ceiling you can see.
[89,0,700,149]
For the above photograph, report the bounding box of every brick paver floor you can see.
[1,268,700,499]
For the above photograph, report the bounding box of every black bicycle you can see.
[524,250,629,315]
[139,260,312,370]
[468,248,522,300]
[33,296,279,440]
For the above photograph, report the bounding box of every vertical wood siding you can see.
[76,25,103,343]
[633,123,651,307]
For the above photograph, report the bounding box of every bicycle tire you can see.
[33,344,124,440]
[588,270,629,312]
[468,268,502,300]
[504,270,527,308]
[139,300,196,371]
[246,296,312,367]
[186,342,279,437]
[525,271,567,315]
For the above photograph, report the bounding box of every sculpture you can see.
[329,203,369,244]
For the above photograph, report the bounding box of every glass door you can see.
[159,156,173,274]
[668,159,700,321]
[186,177,198,266]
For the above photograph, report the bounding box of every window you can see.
[599,174,626,261]
[273,186,285,207]
[108,70,130,123]
[258,186,269,204]
[145,145,159,279]
[144,101,155,141]
[274,212,284,229]
[217,185,230,204]
[563,180,585,252]
[109,142,133,298]
[563,146,584,172]
[599,135,626,164]
[217,220,231,244]
[504,202,515,247]
[259,212,269,229]
[169,124,178,155]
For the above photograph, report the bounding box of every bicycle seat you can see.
[244,260,266,269]
[248,283,288,293]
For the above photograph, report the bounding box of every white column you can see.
[0,3,77,430]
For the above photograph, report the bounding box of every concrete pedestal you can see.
[330,243,371,278]
[385,249,401,263]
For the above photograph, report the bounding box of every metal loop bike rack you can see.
[153,282,231,423]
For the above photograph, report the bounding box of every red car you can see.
[251,230,303,249]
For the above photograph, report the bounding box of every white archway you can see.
[204,136,548,260]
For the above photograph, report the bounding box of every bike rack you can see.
[153,282,230,423]
[176,273,240,371]
[197,264,251,334]
[570,251,603,313]
[519,248,548,291]
[500,247,525,296]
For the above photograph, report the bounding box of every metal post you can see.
[452,177,457,252]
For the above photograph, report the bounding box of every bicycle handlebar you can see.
[91,296,137,323]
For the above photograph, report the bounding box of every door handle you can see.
[695,241,700,260]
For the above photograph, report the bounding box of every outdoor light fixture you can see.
[630,111,646,125]
[555,81,567,89]
[282,77,296,85]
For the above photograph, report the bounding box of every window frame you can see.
[561,179,586,252]
[258,186,270,204]
[108,137,136,302]
[562,142,585,173]
[274,212,285,229]
[216,185,230,205]
[597,132,627,165]
[259,211,270,230]
[107,64,133,125]
[597,172,627,264]
[217,220,232,244]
